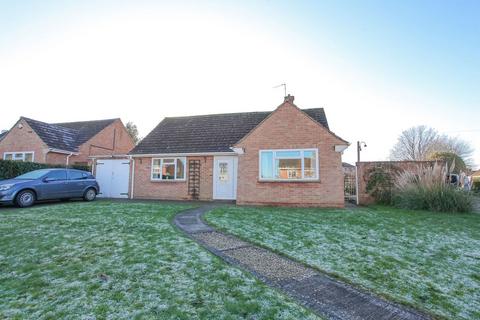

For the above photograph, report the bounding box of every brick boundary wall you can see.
[356,161,444,205]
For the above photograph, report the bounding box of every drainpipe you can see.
[129,156,135,199]
[66,153,73,168]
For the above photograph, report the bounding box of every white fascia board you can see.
[334,145,349,153]
[230,147,245,155]
[48,148,79,155]
[129,152,236,158]
[88,154,130,159]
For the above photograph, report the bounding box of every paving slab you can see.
[173,205,432,320]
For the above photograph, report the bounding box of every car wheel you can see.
[16,190,36,208]
[83,188,96,201]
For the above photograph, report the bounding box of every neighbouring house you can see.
[342,162,355,174]
[0,117,135,166]
[129,95,349,207]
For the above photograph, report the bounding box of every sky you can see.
[0,0,479,167]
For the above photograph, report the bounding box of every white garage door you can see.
[95,159,130,198]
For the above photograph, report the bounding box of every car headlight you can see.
[0,184,14,191]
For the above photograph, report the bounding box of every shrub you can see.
[0,160,90,180]
[366,165,400,205]
[393,184,472,213]
[427,151,466,174]
[393,163,472,213]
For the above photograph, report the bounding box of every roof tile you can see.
[22,117,116,152]
[130,108,330,155]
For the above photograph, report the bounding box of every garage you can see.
[94,159,130,198]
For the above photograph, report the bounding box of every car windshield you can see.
[15,169,52,180]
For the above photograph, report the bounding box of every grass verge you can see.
[205,205,480,320]
[0,201,319,319]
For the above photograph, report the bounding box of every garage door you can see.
[95,159,130,198]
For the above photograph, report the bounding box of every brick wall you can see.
[45,152,69,165]
[0,119,49,163]
[74,119,135,165]
[234,101,347,207]
[356,161,443,205]
[132,156,213,200]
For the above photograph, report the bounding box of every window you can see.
[151,158,186,181]
[219,162,229,181]
[3,152,34,162]
[259,149,318,181]
[45,170,67,181]
[68,170,88,180]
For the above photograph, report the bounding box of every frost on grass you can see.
[0,202,318,320]
[206,206,480,320]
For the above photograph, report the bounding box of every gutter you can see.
[129,151,236,158]
[87,154,129,159]
[48,148,79,155]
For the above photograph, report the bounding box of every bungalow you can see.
[0,117,135,166]
[129,95,349,207]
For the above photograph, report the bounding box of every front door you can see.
[213,156,237,200]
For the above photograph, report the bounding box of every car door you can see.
[65,170,89,197]
[39,170,68,199]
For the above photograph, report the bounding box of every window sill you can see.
[150,179,186,183]
[257,179,321,183]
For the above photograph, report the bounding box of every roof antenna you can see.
[273,83,287,97]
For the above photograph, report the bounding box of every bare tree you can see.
[390,126,438,160]
[390,125,474,165]
[431,135,473,163]
[125,121,141,145]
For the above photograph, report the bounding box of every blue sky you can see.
[0,0,478,167]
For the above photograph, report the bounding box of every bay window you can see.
[151,157,186,181]
[259,149,318,181]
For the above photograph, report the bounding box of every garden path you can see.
[174,205,432,320]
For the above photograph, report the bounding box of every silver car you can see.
[0,168,100,207]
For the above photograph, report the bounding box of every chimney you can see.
[284,94,294,103]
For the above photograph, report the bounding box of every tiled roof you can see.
[130,108,330,155]
[54,119,118,146]
[0,130,8,141]
[22,117,117,152]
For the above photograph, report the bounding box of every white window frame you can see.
[151,157,187,181]
[258,148,319,181]
[3,151,35,162]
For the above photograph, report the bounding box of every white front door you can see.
[95,159,130,198]
[213,156,237,200]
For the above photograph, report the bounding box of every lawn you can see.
[0,201,318,320]
[205,206,480,320]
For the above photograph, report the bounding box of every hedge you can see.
[0,160,91,180]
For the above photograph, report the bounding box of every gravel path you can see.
[173,206,433,320]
